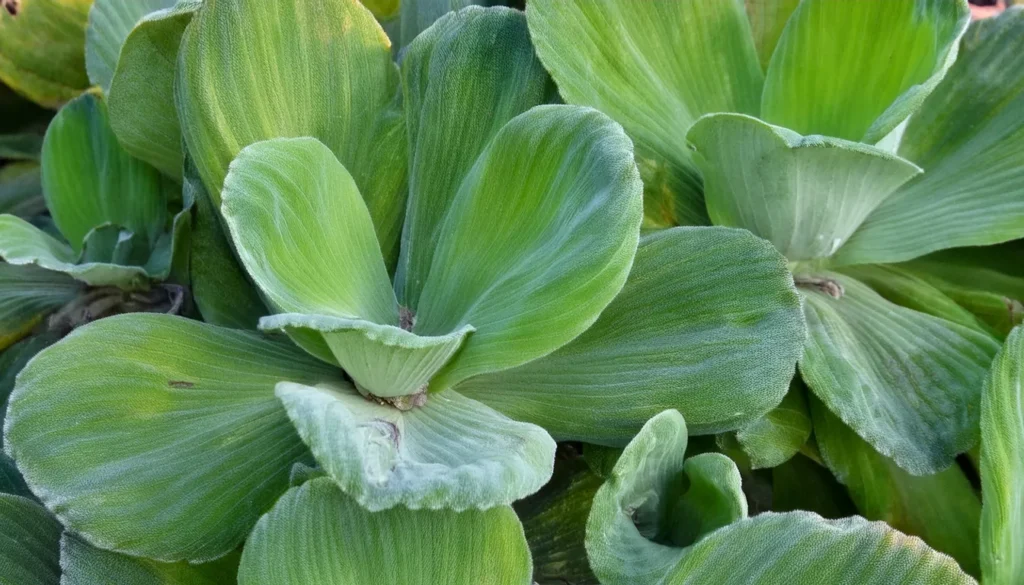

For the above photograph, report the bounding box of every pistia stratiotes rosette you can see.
[584,409,976,585]
[0,91,188,349]
[4,1,806,580]
[528,0,1024,486]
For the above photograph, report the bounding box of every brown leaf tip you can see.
[3,0,19,16]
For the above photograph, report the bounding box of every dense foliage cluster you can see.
[0,0,1022,584]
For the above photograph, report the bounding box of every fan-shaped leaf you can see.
[458,226,803,442]
[3,314,340,562]
[276,380,555,511]
[238,477,532,585]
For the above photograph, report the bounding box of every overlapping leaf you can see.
[276,380,555,511]
[688,114,921,261]
[176,0,407,266]
[0,0,91,107]
[799,271,999,474]
[838,8,1024,265]
[61,535,240,585]
[0,263,80,351]
[586,410,976,585]
[237,477,532,585]
[0,494,61,585]
[4,314,341,562]
[980,325,1024,585]
[459,226,803,442]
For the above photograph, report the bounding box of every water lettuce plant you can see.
[1,0,807,581]
[527,0,1024,480]
[1,0,1023,583]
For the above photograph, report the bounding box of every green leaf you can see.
[42,92,176,254]
[61,534,240,585]
[238,477,532,585]
[0,332,60,449]
[0,452,32,498]
[395,6,552,308]
[0,162,45,218]
[0,0,91,108]
[836,9,1024,265]
[527,0,763,226]
[458,226,804,442]
[260,314,472,399]
[185,156,266,330]
[744,0,800,70]
[584,410,745,585]
[799,271,999,474]
[514,453,602,585]
[221,138,397,324]
[840,264,990,335]
[586,412,976,585]
[0,262,80,350]
[811,396,981,577]
[0,132,43,160]
[761,0,970,143]
[276,380,555,511]
[980,325,1024,585]
[107,0,200,180]
[687,113,921,262]
[659,512,975,585]
[176,0,407,268]
[394,0,490,50]
[85,0,174,93]
[416,105,642,391]
[3,314,340,562]
[0,213,151,288]
[771,454,857,520]
[0,494,61,585]
[732,379,811,469]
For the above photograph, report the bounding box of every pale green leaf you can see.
[3,314,340,562]
[812,396,981,577]
[107,0,200,180]
[395,0,490,50]
[176,0,407,267]
[840,264,990,335]
[980,325,1024,585]
[221,138,397,325]
[0,494,61,585]
[744,0,800,70]
[687,113,921,262]
[0,162,45,218]
[85,0,174,93]
[0,213,151,288]
[238,477,532,585]
[584,410,745,585]
[659,512,975,585]
[458,226,803,442]
[185,156,266,330]
[586,411,976,585]
[799,271,1000,474]
[276,380,555,511]
[527,0,763,226]
[60,534,240,585]
[395,5,551,308]
[0,0,91,108]
[42,92,176,254]
[259,314,472,399]
[733,379,811,469]
[0,333,59,444]
[836,8,1024,265]
[415,105,642,391]
[761,0,970,143]
[0,262,80,351]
